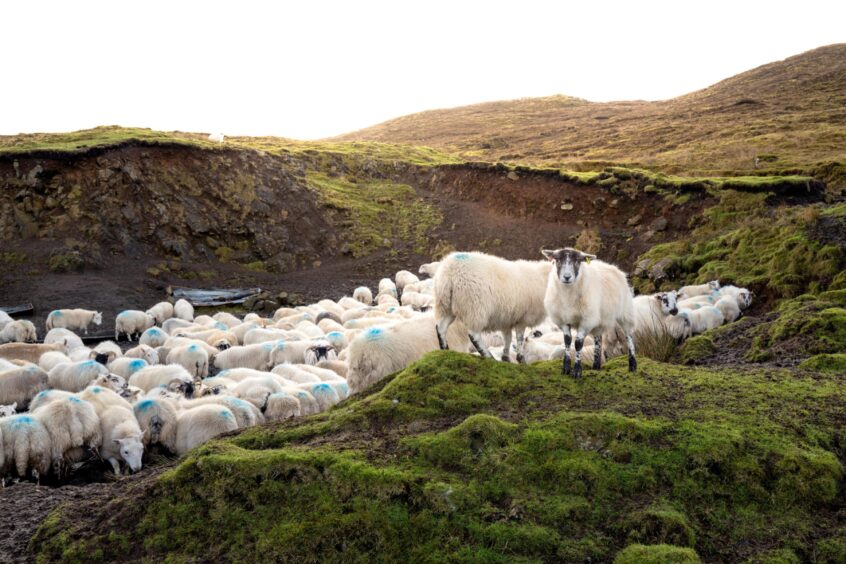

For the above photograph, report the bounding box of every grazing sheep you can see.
[99,406,145,474]
[263,391,301,421]
[0,363,49,409]
[395,270,419,293]
[214,342,276,371]
[678,306,725,335]
[0,403,16,417]
[376,294,400,307]
[173,299,194,321]
[115,310,155,341]
[32,396,101,473]
[0,320,37,344]
[133,397,179,452]
[347,313,470,394]
[435,251,552,362]
[0,414,52,480]
[418,261,441,278]
[0,342,66,364]
[38,350,72,372]
[542,248,637,378]
[125,344,160,365]
[44,328,85,351]
[353,287,373,305]
[175,405,238,456]
[129,364,196,397]
[678,280,721,300]
[109,357,149,379]
[48,360,109,392]
[45,309,103,334]
[166,344,209,378]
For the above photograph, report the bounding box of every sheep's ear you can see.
[541,249,556,261]
[654,294,663,301]
[580,253,597,263]
[114,438,124,445]
[11,402,16,410]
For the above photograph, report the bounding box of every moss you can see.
[243,260,266,272]
[0,251,26,264]
[744,548,801,563]
[626,503,696,547]
[679,335,716,364]
[614,544,700,563]
[47,251,83,273]
[214,246,234,262]
[798,354,846,372]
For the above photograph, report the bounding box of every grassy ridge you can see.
[32,353,846,562]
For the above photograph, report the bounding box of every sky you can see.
[1,1,844,139]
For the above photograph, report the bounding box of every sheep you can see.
[243,327,294,345]
[161,318,194,335]
[347,313,470,394]
[520,339,566,364]
[99,406,145,474]
[295,320,325,339]
[269,340,317,366]
[395,270,420,293]
[353,286,373,305]
[264,391,301,421]
[418,261,441,278]
[208,132,225,143]
[32,396,101,474]
[378,278,398,298]
[231,376,286,410]
[0,341,66,364]
[341,308,369,324]
[145,302,174,325]
[213,312,242,329]
[29,389,75,412]
[541,248,637,378]
[304,340,337,365]
[43,328,84,352]
[271,364,321,384]
[120,385,143,403]
[115,310,155,341]
[78,386,133,415]
[678,280,721,300]
[91,340,122,365]
[0,363,49,409]
[48,359,109,392]
[169,298,194,322]
[181,396,263,428]
[0,320,37,344]
[92,372,128,393]
[291,389,320,416]
[678,306,725,335]
[109,357,149,379]
[715,295,742,323]
[45,309,103,334]
[0,310,12,330]
[718,285,754,310]
[133,397,179,452]
[129,364,196,397]
[316,359,348,378]
[633,291,681,338]
[166,344,209,378]
[0,414,52,481]
[125,344,159,365]
[677,294,718,310]
[376,294,400,307]
[435,251,552,362]
[38,350,72,372]
[0,403,16,417]
[175,405,238,456]
[214,342,276,371]
[298,382,341,412]
[323,331,348,352]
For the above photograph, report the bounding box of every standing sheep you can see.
[44,328,84,352]
[146,302,174,325]
[0,363,49,410]
[125,344,160,365]
[115,311,155,341]
[134,398,179,452]
[435,252,552,362]
[32,396,101,474]
[45,309,103,334]
[541,248,637,378]
[263,391,301,421]
[48,360,110,392]
[109,357,149,379]
[129,364,196,397]
[99,406,145,474]
[0,320,37,344]
[394,270,419,293]
[174,299,194,321]
[215,342,277,371]
[139,327,168,348]
[166,344,209,378]
[0,414,52,481]
[353,287,373,305]
[175,405,238,456]
[418,261,441,278]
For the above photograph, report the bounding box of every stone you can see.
[627,214,642,226]
[649,257,676,282]
[560,203,574,211]
[634,258,651,278]
[651,217,668,231]
[507,171,519,181]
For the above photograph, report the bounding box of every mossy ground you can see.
[32,353,846,562]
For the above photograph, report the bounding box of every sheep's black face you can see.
[541,248,596,285]
[657,291,679,315]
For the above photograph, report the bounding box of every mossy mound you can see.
[679,335,715,365]
[32,353,846,562]
[613,543,700,564]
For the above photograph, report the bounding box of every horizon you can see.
[2,1,845,140]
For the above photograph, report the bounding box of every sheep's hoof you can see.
[573,363,583,380]
[628,356,637,373]
[501,354,510,363]
[562,358,571,375]
[516,353,525,364]
[592,358,602,370]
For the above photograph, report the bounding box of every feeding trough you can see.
[168,286,261,307]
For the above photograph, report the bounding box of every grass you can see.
[31,352,846,562]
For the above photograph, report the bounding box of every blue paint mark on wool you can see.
[220,410,232,419]
[135,399,154,412]
[188,344,199,352]
[10,415,35,428]
[117,311,128,318]
[149,328,162,335]
[215,322,228,331]
[83,360,98,367]
[453,252,470,261]
[68,396,82,404]
[52,310,63,317]
[365,327,384,341]
[327,332,342,338]
[129,359,146,371]
[312,383,331,394]
[91,386,103,394]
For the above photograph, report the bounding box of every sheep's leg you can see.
[562,325,572,375]
[593,333,603,369]
[515,329,526,364]
[626,331,637,372]
[501,330,513,362]
[436,315,454,350]
[573,328,586,379]
[108,457,121,475]
[468,331,494,359]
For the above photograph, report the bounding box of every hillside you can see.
[335,45,846,184]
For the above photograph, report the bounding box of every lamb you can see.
[0,320,37,344]
[38,351,71,373]
[435,251,552,362]
[353,287,373,305]
[45,309,103,334]
[109,357,149,379]
[0,414,52,481]
[133,397,179,452]
[173,299,195,321]
[263,391,301,421]
[125,344,160,365]
[0,362,49,410]
[0,341,66,364]
[678,280,721,300]
[115,310,155,341]
[128,364,195,397]
[347,313,470,394]
[31,396,101,474]
[394,270,419,293]
[541,248,637,378]
[175,405,238,456]
[678,306,725,335]
[44,328,84,351]
[418,261,441,278]
[139,326,169,348]
[214,342,276,371]
[146,302,174,325]
[166,344,209,378]
[48,359,109,392]
[98,406,145,474]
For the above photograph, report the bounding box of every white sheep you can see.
[78,386,133,415]
[45,309,103,334]
[133,397,179,452]
[353,287,373,305]
[0,363,49,409]
[32,396,101,474]
[230,376,286,410]
[0,414,52,480]
[91,340,122,364]
[378,278,398,298]
[175,405,238,456]
[128,364,196,397]
[264,391,301,421]
[166,344,209,378]
[542,248,637,378]
[44,328,84,352]
[173,299,195,321]
[208,132,225,143]
[115,310,155,341]
[48,359,109,392]
[0,310,12,331]
[418,261,441,278]
[395,270,419,293]
[678,280,721,300]
[315,359,348,378]
[291,389,320,416]
[0,403,16,417]
[108,357,149,379]
[243,327,293,345]
[347,313,470,394]
[99,406,145,474]
[125,344,160,365]
[38,350,71,372]
[435,251,552,362]
[214,342,276,371]
[298,382,340,412]
[213,312,242,329]
[269,340,318,366]
[271,363,321,384]
[139,326,169,348]
[29,389,75,412]
[718,285,753,310]
[146,302,174,325]
[633,291,682,339]
[161,318,194,335]
[714,295,742,323]
[0,341,66,364]
[304,340,337,365]
[0,320,37,344]
[678,306,725,335]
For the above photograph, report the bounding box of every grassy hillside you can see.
[335,45,846,184]
[33,353,846,563]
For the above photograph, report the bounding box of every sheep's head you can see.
[115,432,146,473]
[656,291,679,315]
[120,386,142,403]
[738,290,753,310]
[95,373,127,391]
[0,402,17,417]
[708,280,721,291]
[93,312,103,326]
[541,248,596,285]
[305,340,337,365]
[167,378,195,398]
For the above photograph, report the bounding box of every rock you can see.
[634,258,651,278]
[13,208,39,238]
[44,196,58,209]
[651,217,668,231]
[560,203,574,211]
[609,199,620,209]
[244,295,259,310]
[649,258,676,282]
[97,168,114,182]
[507,171,519,181]
[627,214,642,226]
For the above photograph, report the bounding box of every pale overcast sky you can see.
[1,1,843,139]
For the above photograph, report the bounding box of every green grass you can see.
[32,352,846,563]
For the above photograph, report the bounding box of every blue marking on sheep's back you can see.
[91,386,103,394]
[312,383,331,394]
[68,396,82,404]
[217,369,230,378]
[117,311,128,318]
[220,410,232,419]
[215,322,228,331]
[230,398,249,408]
[135,399,154,412]
[387,307,396,313]
[149,328,162,335]
[10,415,35,428]
[129,359,146,372]
[188,344,199,352]
[327,331,342,338]
[365,327,384,341]
[51,310,63,317]
[35,390,50,400]
[453,252,470,261]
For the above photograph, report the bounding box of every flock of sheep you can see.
[0,247,752,484]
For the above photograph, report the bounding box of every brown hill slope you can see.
[334,44,846,177]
